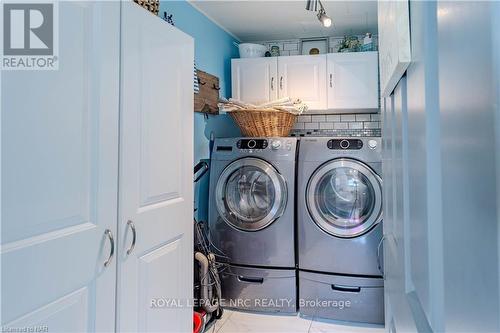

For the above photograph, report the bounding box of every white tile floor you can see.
[208,309,385,333]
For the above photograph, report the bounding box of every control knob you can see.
[340,140,350,149]
[271,140,282,150]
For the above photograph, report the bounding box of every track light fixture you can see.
[317,6,332,27]
[305,0,319,11]
[306,0,332,28]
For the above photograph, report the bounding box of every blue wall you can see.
[159,0,241,165]
[159,0,240,222]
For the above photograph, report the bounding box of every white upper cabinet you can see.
[231,52,379,113]
[231,57,278,104]
[327,51,379,111]
[277,55,327,110]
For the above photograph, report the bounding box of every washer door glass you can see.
[307,158,382,238]
[216,158,287,231]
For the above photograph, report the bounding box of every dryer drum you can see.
[319,167,375,224]
[225,166,276,221]
[215,157,287,231]
[306,158,382,238]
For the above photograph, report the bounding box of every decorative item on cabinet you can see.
[337,35,361,53]
[235,42,267,58]
[300,37,329,55]
[194,70,220,114]
[133,0,159,15]
[360,33,374,52]
[270,45,280,57]
[162,11,175,26]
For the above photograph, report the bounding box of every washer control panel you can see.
[213,138,297,160]
[237,139,268,150]
[327,139,364,150]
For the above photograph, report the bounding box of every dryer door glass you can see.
[307,158,382,237]
[216,158,287,231]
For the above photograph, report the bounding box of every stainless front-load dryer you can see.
[297,137,384,324]
[209,137,297,313]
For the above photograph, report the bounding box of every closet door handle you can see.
[329,73,333,87]
[126,220,137,255]
[271,77,274,90]
[104,229,115,267]
[279,76,283,90]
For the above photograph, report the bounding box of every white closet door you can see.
[382,79,419,332]
[231,57,278,104]
[327,52,379,110]
[118,2,194,332]
[1,2,120,332]
[278,55,327,110]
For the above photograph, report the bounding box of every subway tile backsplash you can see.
[319,122,334,130]
[255,35,378,55]
[349,122,364,129]
[297,115,311,122]
[340,114,356,122]
[364,121,380,129]
[355,114,371,122]
[304,122,319,130]
[311,115,326,122]
[333,122,349,130]
[291,113,381,137]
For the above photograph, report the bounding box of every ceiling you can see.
[189,0,378,42]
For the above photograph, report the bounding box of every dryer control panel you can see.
[327,139,363,150]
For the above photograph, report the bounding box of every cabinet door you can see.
[231,57,278,104]
[278,55,327,110]
[118,2,194,332]
[327,52,379,110]
[1,2,120,332]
